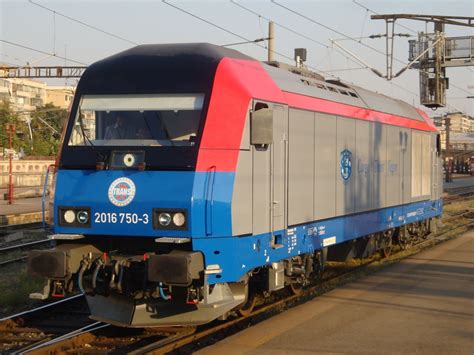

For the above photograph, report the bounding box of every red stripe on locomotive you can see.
[197,58,437,173]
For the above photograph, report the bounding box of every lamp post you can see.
[4,123,15,204]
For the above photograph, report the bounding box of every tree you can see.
[0,100,67,157]
[30,103,68,156]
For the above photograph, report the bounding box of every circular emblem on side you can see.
[340,149,352,182]
[123,153,135,167]
[108,177,136,207]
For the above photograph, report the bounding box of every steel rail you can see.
[0,255,28,266]
[0,222,43,236]
[0,293,84,323]
[24,321,109,354]
[0,238,51,253]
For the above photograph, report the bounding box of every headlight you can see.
[77,210,89,224]
[153,209,188,230]
[158,213,172,226]
[63,210,76,224]
[173,212,186,227]
[58,207,91,227]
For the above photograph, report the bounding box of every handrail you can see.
[42,164,56,229]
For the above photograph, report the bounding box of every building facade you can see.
[433,112,474,149]
[0,77,74,111]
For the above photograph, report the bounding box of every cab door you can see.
[251,101,288,246]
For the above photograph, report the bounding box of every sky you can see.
[1,0,473,118]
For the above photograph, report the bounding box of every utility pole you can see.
[445,116,452,182]
[268,21,275,62]
[371,14,474,108]
[4,123,15,204]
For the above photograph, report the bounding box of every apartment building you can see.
[433,112,474,149]
[0,77,74,111]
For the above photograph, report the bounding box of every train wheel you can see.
[239,293,257,317]
[312,251,325,281]
[239,285,257,317]
[398,227,412,250]
[289,280,304,296]
[381,241,393,258]
[380,231,393,258]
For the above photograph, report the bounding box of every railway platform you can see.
[444,175,474,191]
[198,228,474,354]
[0,187,43,225]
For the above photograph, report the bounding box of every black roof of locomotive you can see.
[77,43,426,123]
[76,43,252,95]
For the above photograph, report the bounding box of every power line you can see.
[351,0,474,95]
[231,1,374,74]
[0,39,88,65]
[231,1,434,110]
[232,2,409,79]
[230,1,329,49]
[271,1,397,60]
[163,1,347,80]
[230,1,428,104]
[222,38,269,47]
[162,0,334,78]
[271,1,473,99]
[28,0,139,46]
[229,1,367,78]
[163,1,260,48]
[352,0,418,34]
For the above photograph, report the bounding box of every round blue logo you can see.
[108,177,136,207]
[340,149,352,182]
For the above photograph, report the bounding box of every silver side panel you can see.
[314,113,337,220]
[421,133,432,197]
[401,128,412,204]
[272,104,288,232]
[336,117,356,216]
[232,106,252,236]
[252,141,271,235]
[411,130,431,202]
[288,108,314,225]
[386,125,402,207]
[431,133,442,200]
[372,123,387,209]
[355,120,372,212]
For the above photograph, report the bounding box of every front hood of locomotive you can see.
[52,169,232,238]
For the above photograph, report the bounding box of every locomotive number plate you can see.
[94,212,149,225]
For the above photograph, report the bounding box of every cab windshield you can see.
[68,94,205,147]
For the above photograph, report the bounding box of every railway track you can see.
[0,223,50,267]
[0,238,52,267]
[0,193,470,354]
[12,212,472,354]
[0,294,94,353]
[444,185,474,205]
[0,222,43,237]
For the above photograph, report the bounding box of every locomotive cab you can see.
[29,44,259,326]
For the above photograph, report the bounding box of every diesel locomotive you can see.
[28,43,442,327]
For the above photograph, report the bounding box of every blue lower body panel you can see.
[194,199,442,284]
